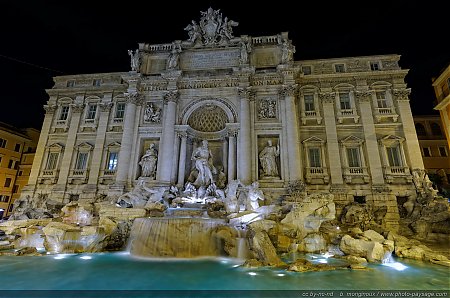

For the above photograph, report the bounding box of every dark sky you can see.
[2,0,448,130]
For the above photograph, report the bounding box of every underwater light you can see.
[80,256,92,260]
[382,262,407,271]
[277,273,285,276]
[248,272,257,276]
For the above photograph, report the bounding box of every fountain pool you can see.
[0,252,448,297]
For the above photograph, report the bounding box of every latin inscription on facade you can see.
[180,49,240,70]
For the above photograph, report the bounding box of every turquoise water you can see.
[0,252,448,297]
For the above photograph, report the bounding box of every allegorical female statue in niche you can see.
[259,140,280,178]
[139,143,158,179]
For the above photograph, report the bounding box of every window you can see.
[12,185,19,193]
[86,104,97,120]
[115,102,126,119]
[7,160,14,169]
[370,62,380,71]
[302,66,312,75]
[376,91,388,108]
[45,152,59,170]
[14,143,21,152]
[430,123,443,136]
[0,195,10,202]
[304,94,315,111]
[346,147,361,167]
[93,79,101,86]
[14,162,19,170]
[439,146,448,157]
[422,147,431,157]
[66,80,75,87]
[0,156,2,165]
[339,93,351,109]
[27,147,33,153]
[386,146,402,167]
[59,106,69,121]
[308,148,321,167]
[0,138,6,148]
[107,152,119,170]
[354,196,366,204]
[415,123,426,136]
[4,178,12,187]
[75,152,88,170]
[18,171,23,176]
[335,64,345,73]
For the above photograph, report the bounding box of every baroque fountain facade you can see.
[1,8,449,270]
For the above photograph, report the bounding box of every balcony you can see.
[99,169,116,184]
[38,169,59,184]
[343,167,370,184]
[383,166,412,184]
[374,107,398,123]
[68,169,89,184]
[305,167,329,184]
[337,108,359,124]
[301,110,322,125]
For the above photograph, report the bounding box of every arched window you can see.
[430,123,443,136]
[415,123,426,136]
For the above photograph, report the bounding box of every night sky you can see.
[2,0,448,130]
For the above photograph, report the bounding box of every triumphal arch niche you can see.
[125,6,298,194]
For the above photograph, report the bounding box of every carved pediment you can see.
[340,135,364,145]
[302,136,325,144]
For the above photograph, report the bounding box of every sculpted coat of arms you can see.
[184,7,239,46]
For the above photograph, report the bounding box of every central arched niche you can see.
[183,102,232,185]
[187,104,228,132]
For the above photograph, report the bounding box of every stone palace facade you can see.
[23,8,424,225]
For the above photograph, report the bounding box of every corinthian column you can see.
[88,101,113,186]
[355,91,384,184]
[320,92,343,184]
[27,103,57,187]
[57,102,84,185]
[394,88,424,169]
[115,92,139,185]
[177,132,188,187]
[281,85,302,181]
[238,87,253,184]
[227,129,237,182]
[158,90,179,184]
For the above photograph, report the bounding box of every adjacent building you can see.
[433,64,450,148]
[0,122,39,218]
[413,115,450,191]
[23,8,426,229]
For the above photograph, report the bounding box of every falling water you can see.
[129,217,227,258]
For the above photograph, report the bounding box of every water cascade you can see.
[129,217,227,258]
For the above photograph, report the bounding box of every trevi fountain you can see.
[0,7,448,297]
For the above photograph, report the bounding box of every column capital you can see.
[227,128,239,137]
[70,103,85,113]
[237,87,255,100]
[354,90,373,102]
[124,91,143,105]
[43,104,57,113]
[164,90,179,104]
[319,92,336,103]
[393,88,411,101]
[280,84,298,97]
[176,131,188,138]
[99,102,114,112]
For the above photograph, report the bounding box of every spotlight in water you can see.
[382,262,407,271]
[54,256,65,260]
[277,273,285,277]
[248,272,257,276]
[80,256,92,260]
